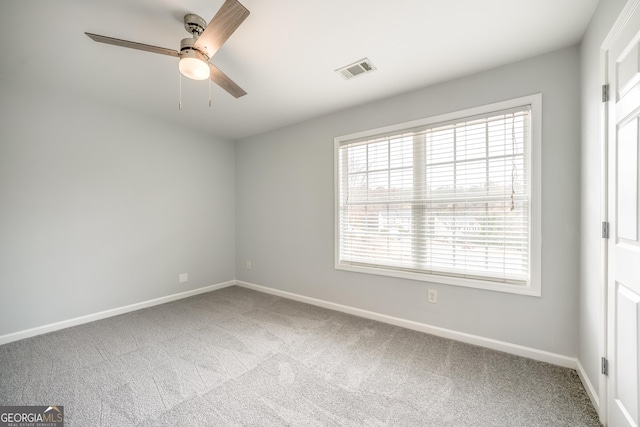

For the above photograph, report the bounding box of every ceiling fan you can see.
[85,0,249,98]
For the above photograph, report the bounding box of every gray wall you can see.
[579,0,627,404]
[0,78,236,336]
[236,46,581,356]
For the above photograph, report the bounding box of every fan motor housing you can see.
[180,38,209,61]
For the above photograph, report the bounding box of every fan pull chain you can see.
[208,78,212,107]
[178,70,182,110]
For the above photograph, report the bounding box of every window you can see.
[335,95,541,295]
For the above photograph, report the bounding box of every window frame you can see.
[334,94,542,296]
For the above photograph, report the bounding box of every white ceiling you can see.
[0,0,599,140]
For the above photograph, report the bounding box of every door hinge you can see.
[602,221,609,239]
[602,84,610,102]
[601,357,608,376]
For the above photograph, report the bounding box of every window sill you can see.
[336,262,541,297]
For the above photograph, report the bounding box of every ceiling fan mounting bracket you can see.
[183,14,207,37]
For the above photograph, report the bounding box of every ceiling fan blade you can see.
[193,0,249,59]
[85,33,179,57]
[209,63,247,98]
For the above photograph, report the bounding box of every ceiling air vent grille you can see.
[336,58,376,80]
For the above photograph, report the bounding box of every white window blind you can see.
[336,102,536,290]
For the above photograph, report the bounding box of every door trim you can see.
[600,1,640,425]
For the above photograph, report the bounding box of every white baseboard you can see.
[1,278,580,372]
[0,280,235,346]
[236,280,577,369]
[576,359,600,412]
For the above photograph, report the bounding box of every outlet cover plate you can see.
[428,289,438,304]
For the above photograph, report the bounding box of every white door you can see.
[607,3,640,426]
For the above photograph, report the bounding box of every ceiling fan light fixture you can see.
[179,57,210,80]
[179,48,210,80]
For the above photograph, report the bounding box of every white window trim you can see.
[334,94,542,296]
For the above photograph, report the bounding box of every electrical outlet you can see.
[246,260,252,270]
[179,273,188,283]
[428,289,438,304]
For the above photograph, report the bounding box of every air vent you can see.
[336,58,377,80]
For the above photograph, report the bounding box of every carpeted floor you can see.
[0,285,600,426]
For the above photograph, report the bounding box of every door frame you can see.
[599,37,609,424]
[601,0,640,424]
